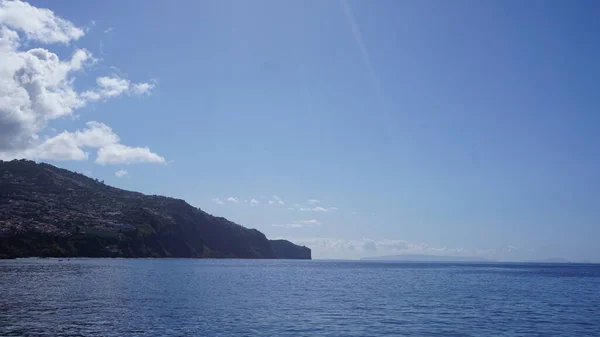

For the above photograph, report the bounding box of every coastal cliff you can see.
[0,160,310,259]
[269,239,312,260]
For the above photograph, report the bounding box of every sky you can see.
[0,0,599,261]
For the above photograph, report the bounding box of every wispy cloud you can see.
[272,219,321,228]
[273,195,285,205]
[268,195,285,205]
[212,198,224,205]
[227,197,239,203]
[250,198,259,205]
[339,0,394,140]
[299,206,336,212]
[272,223,304,228]
[104,27,114,33]
[115,169,128,178]
[286,200,338,212]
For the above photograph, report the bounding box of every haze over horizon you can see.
[1,0,599,262]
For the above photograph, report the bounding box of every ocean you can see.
[1,259,599,336]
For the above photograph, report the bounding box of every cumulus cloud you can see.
[25,121,166,164]
[115,169,127,178]
[272,219,320,228]
[212,198,224,205]
[227,197,239,203]
[0,1,161,164]
[250,198,259,205]
[0,0,84,44]
[0,45,92,154]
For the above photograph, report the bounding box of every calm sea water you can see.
[1,259,599,336]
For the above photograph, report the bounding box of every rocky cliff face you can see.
[0,160,310,259]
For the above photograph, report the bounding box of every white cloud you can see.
[81,76,154,101]
[272,219,321,228]
[270,195,285,205]
[212,198,224,205]
[272,223,304,228]
[0,1,160,164]
[131,81,154,95]
[103,27,114,33]
[227,197,239,203]
[35,131,88,161]
[96,143,165,165]
[288,200,338,212]
[114,169,128,178]
[250,198,259,205]
[0,45,92,154]
[24,121,165,164]
[298,219,320,225]
[299,206,333,212]
[0,0,84,44]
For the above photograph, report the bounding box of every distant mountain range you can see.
[524,258,571,263]
[0,160,310,259]
[361,254,496,262]
[361,254,596,264]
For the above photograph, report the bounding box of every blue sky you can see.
[1,0,599,260]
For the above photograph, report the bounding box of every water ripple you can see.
[1,259,599,336]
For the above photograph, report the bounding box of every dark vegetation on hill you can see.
[0,160,310,259]
[270,239,311,260]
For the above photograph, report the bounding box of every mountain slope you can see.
[0,160,310,259]
[270,239,311,260]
